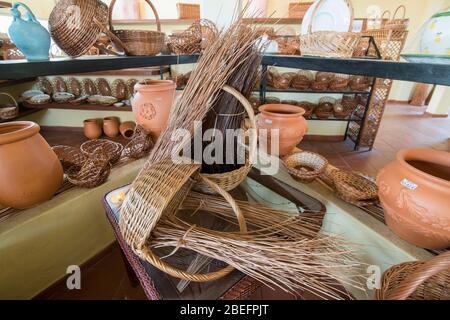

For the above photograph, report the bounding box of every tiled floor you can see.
[37,103,449,300]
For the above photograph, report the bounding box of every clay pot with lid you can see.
[0,121,63,209]
[131,79,176,141]
[103,117,120,138]
[377,148,450,250]
[257,104,308,156]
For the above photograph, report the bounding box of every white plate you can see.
[301,0,352,35]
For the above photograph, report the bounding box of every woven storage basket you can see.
[289,2,314,19]
[292,70,314,90]
[81,139,124,164]
[297,101,316,119]
[120,159,248,282]
[329,74,350,91]
[52,145,87,171]
[333,99,355,119]
[300,0,360,58]
[0,92,18,120]
[108,0,165,56]
[49,0,111,57]
[350,75,370,91]
[384,5,409,31]
[273,73,294,90]
[332,170,378,201]
[168,19,218,55]
[283,151,329,183]
[194,85,257,195]
[376,251,450,300]
[315,97,335,119]
[67,147,111,188]
[276,36,300,55]
[177,3,200,19]
[121,126,154,160]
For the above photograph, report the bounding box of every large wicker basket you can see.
[194,85,257,195]
[108,0,165,56]
[376,251,450,300]
[300,0,360,58]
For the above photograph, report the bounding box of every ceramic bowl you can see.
[29,94,51,105]
[53,92,75,103]
[21,90,44,101]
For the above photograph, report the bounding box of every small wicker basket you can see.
[315,97,335,119]
[332,170,378,201]
[376,251,450,300]
[52,145,87,171]
[273,73,294,90]
[276,36,300,55]
[283,151,329,183]
[300,0,360,58]
[0,92,18,120]
[384,5,409,31]
[297,101,316,119]
[81,139,124,164]
[329,74,350,91]
[292,70,314,90]
[108,0,165,56]
[177,3,200,19]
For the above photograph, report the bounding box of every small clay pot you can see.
[120,121,136,140]
[103,117,120,138]
[84,119,102,140]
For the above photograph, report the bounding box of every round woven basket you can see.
[80,139,124,164]
[0,92,18,120]
[283,151,329,183]
[108,0,165,56]
[193,85,257,195]
[376,251,450,300]
[52,145,87,171]
[332,170,378,201]
[384,5,409,31]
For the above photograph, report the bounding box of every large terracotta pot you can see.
[257,104,308,156]
[377,148,450,250]
[131,80,176,141]
[0,121,63,209]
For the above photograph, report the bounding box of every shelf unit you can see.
[22,101,132,112]
[0,1,11,8]
[0,106,40,124]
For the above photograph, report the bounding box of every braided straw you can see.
[377,251,450,300]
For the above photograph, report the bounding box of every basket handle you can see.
[381,10,391,20]
[222,85,257,166]
[387,251,450,300]
[136,174,248,282]
[0,92,18,107]
[392,5,406,20]
[109,0,162,33]
[307,0,354,34]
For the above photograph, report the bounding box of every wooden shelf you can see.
[243,18,302,24]
[22,101,132,112]
[0,107,40,123]
[0,1,11,8]
[71,66,170,77]
[112,19,195,25]
[0,78,36,88]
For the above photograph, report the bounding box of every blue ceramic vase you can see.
[8,2,51,61]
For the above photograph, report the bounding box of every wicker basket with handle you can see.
[384,5,409,31]
[177,3,200,19]
[108,0,165,56]
[300,0,360,58]
[0,92,18,120]
[376,251,450,300]
[194,85,257,195]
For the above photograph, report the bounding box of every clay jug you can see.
[120,121,136,140]
[84,119,102,140]
[103,117,120,138]
[0,121,63,209]
[257,104,308,156]
[131,80,176,141]
[377,148,450,250]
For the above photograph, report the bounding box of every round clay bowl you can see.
[0,121,63,209]
[377,148,450,249]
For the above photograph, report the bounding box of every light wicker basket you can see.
[108,0,165,56]
[289,2,314,19]
[300,0,360,58]
[0,92,18,120]
[194,85,257,195]
[376,251,450,300]
[177,3,200,19]
[384,5,409,31]
[332,170,378,201]
[283,151,329,183]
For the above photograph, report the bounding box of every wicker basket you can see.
[289,2,313,19]
[67,147,111,188]
[177,3,200,19]
[121,126,154,160]
[350,75,370,91]
[168,19,218,55]
[80,139,124,164]
[376,251,450,300]
[292,70,313,90]
[329,74,350,91]
[332,170,378,201]
[276,36,300,55]
[283,151,329,183]
[0,92,18,120]
[300,0,360,58]
[52,145,87,171]
[194,85,257,195]
[333,99,356,119]
[384,5,409,31]
[49,0,111,57]
[108,0,165,56]
[297,101,316,119]
[315,97,335,119]
[273,73,294,90]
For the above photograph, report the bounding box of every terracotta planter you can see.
[131,80,176,141]
[120,121,136,140]
[0,121,63,209]
[377,148,450,249]
[103,117,120,138]
[257,104,308,156]
[84,119,102,140]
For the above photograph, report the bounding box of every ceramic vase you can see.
[8,3,51,61]
[103,117,120,138]
[0,121,63,209]
[131,80,176,141]
[377,148,450,250]
[84,119,102,140]
[257,104,308,156]
[120,121,136,140]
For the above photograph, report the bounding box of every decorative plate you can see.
[97,96,118,106]
[83,79,98,96]
[112,79,127,101]
[69,95,89,105]
[301,0,352,35]
[96,78,112,97]
[53,92,75,103]
[126,79,138,99]
[68,78,82,97]
[53,76,68,93]
[38,77,53,95]
[29,94,51,105]
[21,90,44,101]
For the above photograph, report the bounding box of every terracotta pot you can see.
[0,121,63,209]
[103,117,120,138]
[257,104,308,156]
[120,121,136,140]
[84,119,102,140]
[377,148,450,250]
[131,80,176,141]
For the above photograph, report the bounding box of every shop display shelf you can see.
[261,86,371,95]
[22,101,132,112]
